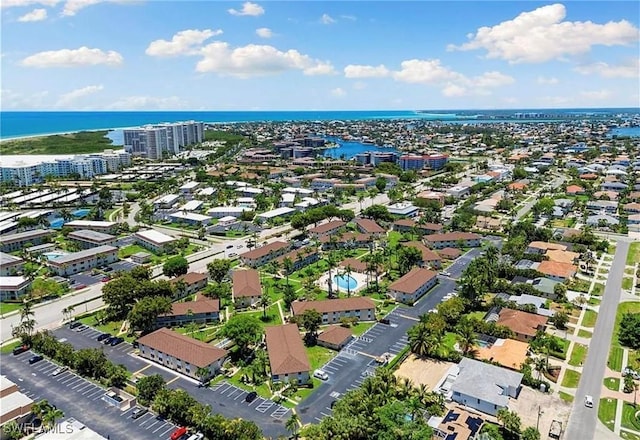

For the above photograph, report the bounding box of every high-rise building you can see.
[123,121,204,158]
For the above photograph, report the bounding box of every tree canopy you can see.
[163,256,189,278]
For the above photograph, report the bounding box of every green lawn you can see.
[621,430,640,440]
[237,304,283,327]
[79,314,125,336]
[561,369,581,388]
[569,344,588,367]
[350,321,375,336]
[598,398,618,432]
[627,242,640,266]
[622,278,634,290]
[306,345,335,370]
[559,391,574,403]
[0,302,22,315]
[118,244,158,260]
[578,329,593,338]
[608,346,624,372]
[592,283,605,296]
[604,377,621,391]
[588,298,601,306]
[582,310,598,328]
[0,340,22,354]
[387,231,403,247]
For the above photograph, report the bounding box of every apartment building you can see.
[0,276,30,301]
[134,229,177,254]
[0,229,53,253]
[155,298,220,328]
[265,324,311,383]
[232,269,262,309]
[388,267,438,304]
[291,297,376,324]
[65,220,118,234]
[47,245,118,276]
[424,232,482,249]
[68,230,116,249]
[239,241,290,268]
[0,252,24,276]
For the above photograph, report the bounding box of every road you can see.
[514,174,566,221]
[565,240,630,440]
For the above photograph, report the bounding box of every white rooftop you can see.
[178,200,203,211]
[180,181,199,190]
[169,211,212,222]
[65,220,116,227]
[257,207,296,218]
[0,276,29,288]
[154,194,180,205]
[135,229,176,244]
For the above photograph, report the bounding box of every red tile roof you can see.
[172,272,208,286]
[405,241,442,262]
[232,269,261,298]
[163,298,220,317]
[424,232,481,243]
[388,267,438,294]
[240,241,289,260]
[265,324,310,376]
[137,328,227,368]
[291,297,376,315]
[308,220,345,234]
[355,218,385,234]
[537,260,577,278]
[497,309,548,338]
[318,325,353,346]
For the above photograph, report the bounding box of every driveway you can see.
[565,241,630,440]
[2,351,178,440]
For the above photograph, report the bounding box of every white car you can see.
[313,370,329,381]
[428,309,438,314]
[51,366,68,376]
[584,395,593,408]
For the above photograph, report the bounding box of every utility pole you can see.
[536,405,544,431]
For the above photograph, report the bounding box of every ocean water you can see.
[323,136,400,159]
[1,108,638,140]
[608,127,640,138]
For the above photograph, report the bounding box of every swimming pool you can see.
[50,218,64,229]
[43,251,69,261]
[72,208,90,218]
[334,274,358,290]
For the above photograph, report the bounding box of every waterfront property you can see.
[0,229,53,253]
[64,220,118,234]
[265,324,311,383]
[137,327,227,381]
[68,229,116,249]
[0,252,24,276]
[291,297,376,324]
[134,229,177,254]
[0,276,30,301]
[232,268,262,309]
[448,358,523,416]
[47,245,118,276]
[387,267,438,304]
[155,297,220,328]
[424,232,481,249]
[239,241,290,268]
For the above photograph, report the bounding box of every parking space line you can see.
[227,389,241,398]
[166,377,180,385]
[74,382,93,392]
[159,427,173,437]
[152,424,166,433]
[145,420,160,430]
[234,391,246,401]
[93,393,105,400]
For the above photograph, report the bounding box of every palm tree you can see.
[285,412,300,439]
[533,356,548,380]
[357,193,365,212]
[344,264,353,297]
[259,291,270,319]
[42,406,64,429]
[253,348,269,379]
[282,257,294,287]
[2,420,22,440]
[455,321,477,357]
[31,399,51,422]
[196,366,210,384]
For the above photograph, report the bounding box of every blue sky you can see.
[1,1,639,110]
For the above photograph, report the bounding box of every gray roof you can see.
[68,229,115,242]
[0,252,23,266]
[451,358,523,407]
[586,214,620,226]
[530,277,559,295]
[48,245,117,265]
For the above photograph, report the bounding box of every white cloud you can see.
[228,2,264,17]
[56,84,103,107]
[108,95,188,110]
[344,64,390,78]
[1,0,59,8]
[448,3,640,63]
[62,0,101,16]
[22,46,123,67]
[392,58,514,97]
[320,13,335,25]
[580,89,612,100]
[195,42,335,78]
[146,29,222,57]
[0,89,49,109]
[574,59,640,78]
[537,76,559,85]
[255,27,273,39]
[330,87,346,97]
[18,8,47,21]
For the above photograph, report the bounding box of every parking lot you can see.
[52,324,290,438]
[108,261,140,273]
[69,272,104,287]
[2,351,177,440]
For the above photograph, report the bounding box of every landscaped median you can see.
[599,398,617,432]
[608,302,640,373]
[568,344,588,367]
[561,369,581,388]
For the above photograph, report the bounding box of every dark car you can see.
[28,355,44,364]
[69,321,82,329]
[245,391,258,403]
[97,333,111,342]
[226,244,234,249]
[378,318,390,325]
[103,336,115,345]
[131,407,148,419]
[103,266,113,272]
[13,345,29,356]
[110,337,124,346]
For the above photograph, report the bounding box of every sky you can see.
[1,1,639,110]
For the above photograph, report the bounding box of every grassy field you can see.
[627,243,640,266]
[623,278,634,290]
[604,377,621,391]
[611,303,640,371]
[350,321,375,336]
[609,346,625,372]
[0,302,22,315]
[0,340,22,354]
[569,344,588,367]
[582,310,598,328]
[561,369,581,388]
[578,329,593,338]
[559,391,574,403]
[621,430,640,440]
[306,345,335,371]
[0,131,115,155]
[599,398,618,431]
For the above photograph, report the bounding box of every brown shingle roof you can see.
[291,297,376,315]
[137,328,227,368]
[172,272,208,286]
[163,298,220,317]
[232,269,261,298]
[308,220,345,234]
[424,232,481,243]
[265,324,310,375]
[339,257,367,273]
[537,261,577,278]
[355,218,385,234]
[317,325,352,346]
[240,241,289,260]
[438,247,462,259]
[405,241,442,262]
[497,309,548,338]
[388,267,438,294]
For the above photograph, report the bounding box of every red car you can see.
[101,277,110,282]
[170,427,187,440]
[74,284,86,290]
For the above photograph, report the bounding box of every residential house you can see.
[449,358,523,416]
[171,272,208,298]
[240,241,290,268]
[526,241,566,255]
[265,324,311,383]
[475,216,502,231]
[586,214,620,227]
[507,294,554,317]
[354,218,385,237]
[308,220,345,239]
[565,185,585,196]
[537,260,577,282]
[68,229,116,249]
[434,408,486,440]
[0,253,24,276]
[545,249,580,265]
[317,325,353,351]
[424,232,481,250]
[137,328,228,381]
[601,181,628,192]
[405,241,442,269]
[47,245,118,276]
[387,267,438,304]
[586,200,618,213]
[232,269,262,309]
[623,203,640,214]
[134,229,177,254]
[156,297,219,328]
[496,308,548,342]
[291,297,376,324]
[415,191,445,206]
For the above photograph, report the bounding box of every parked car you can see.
[623,368,640,379]
[584,395,593,408]
[29,355,44,364]
[103,266,113,272]
[110,337,124,346]
[226,244,234,249]
[101,277,110,282]
[12,345,29,356]
[245,391,258,403]
[51,366,68,376]
[131,407,148,419]
[170,427,188,440]
[313,370,329,381]
[103,337,115,345]
[228,252,238,257]
[378,318,390,325]
[74,324,88,332]
[441,271,451,276]
[97,333,111,342]
[74,284,86,291]
[69,321,82,329]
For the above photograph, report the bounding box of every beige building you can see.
[291,297,376,324]
[232,269,262,309]
[265,324,310,383]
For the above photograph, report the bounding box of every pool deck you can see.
[316,271,368,295]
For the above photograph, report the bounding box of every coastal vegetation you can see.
[0,131,115,155]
